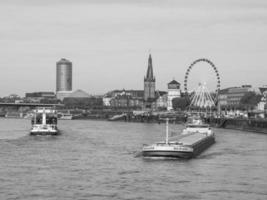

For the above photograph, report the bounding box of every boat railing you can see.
[32,124,57,129]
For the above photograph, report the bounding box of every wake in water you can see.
[134,151,143,158]
[0,129,29,140]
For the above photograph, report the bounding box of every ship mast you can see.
[42,108,46,125]
[165,118,169,144]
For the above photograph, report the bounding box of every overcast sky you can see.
[0,0,266,96]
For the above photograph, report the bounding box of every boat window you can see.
[156,143,166,146]
[46,115,57,124]
[36,116,42,124]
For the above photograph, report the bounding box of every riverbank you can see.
[79,113,267,134]
[207,117,267,134]
[1,111,267,134]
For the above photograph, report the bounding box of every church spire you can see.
[145,54,154,80]
[144,54,156,102]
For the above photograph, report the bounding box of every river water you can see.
[0,119,266,200]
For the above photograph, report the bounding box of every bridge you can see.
[0,103,64,118]
[0,102,64,108]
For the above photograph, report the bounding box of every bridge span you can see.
[0,103,64,108]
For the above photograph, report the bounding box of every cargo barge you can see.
[142,117,215,159]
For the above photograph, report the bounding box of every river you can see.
[0,119,266,200]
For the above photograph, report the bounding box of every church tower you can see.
[167,79,181,110]
[144,54,156,101]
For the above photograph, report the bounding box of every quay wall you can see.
[103,113,267,134]
[1,105,267,134]
[207,118,267,134]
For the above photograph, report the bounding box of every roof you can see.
[145,54,155,80]
[219,88,230,94]
[57,58,71,64]
[219,87,237,94]
[168,80,180,85]
[155,90,167,98]
[106,90,144,98]
[69,89,90,98]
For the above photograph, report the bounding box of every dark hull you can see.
[191,135,215,157]
[30,131,60,136]
[142,151,193,159]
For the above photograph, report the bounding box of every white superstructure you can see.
[167,80,181,111]
[182,116,214,136]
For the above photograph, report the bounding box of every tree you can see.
[172,97,190,110]
[240,91,262,109]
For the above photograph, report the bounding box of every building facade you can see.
[25,92,55,98]
[56,91,73,101]
[144,54,155,102]
[167,80,181,110]
[105,90,144,109]
[259,85,267,97]
[103,95,112,107]
[218,85,253,107]
[103,89,167,110]
[227,85,252,106]
[25,92,56,103]
[156,93,168,109]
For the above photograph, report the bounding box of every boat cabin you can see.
[31,108,57,125]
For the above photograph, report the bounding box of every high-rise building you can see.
[56,58,72,100]
[56,58,72,92]
[144,54,155,101]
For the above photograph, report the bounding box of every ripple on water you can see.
[0,119,267,200]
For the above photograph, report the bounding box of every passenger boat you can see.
[108,113,127,121]
[142,117,215,159]
[30,107,59,135]
[58,112,73,120]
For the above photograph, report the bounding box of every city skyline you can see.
[0,0,267,96]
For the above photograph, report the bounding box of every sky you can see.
[0,0,266,96]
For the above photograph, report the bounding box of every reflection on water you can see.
[0,119,267,200]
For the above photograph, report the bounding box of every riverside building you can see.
[25,92,56,103]
[218,85,253,108]
[167,80,181,110]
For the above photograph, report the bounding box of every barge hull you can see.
[30,131,59,136]
[142,136,215,159]
[192,136,215,157]
[142,151,193,159]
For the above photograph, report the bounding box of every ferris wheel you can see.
[184,58,221,109]
[184,58,220,100]
[189,83,216,108]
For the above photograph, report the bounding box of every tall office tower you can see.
[56,58,72,92]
